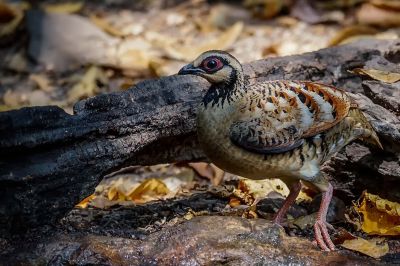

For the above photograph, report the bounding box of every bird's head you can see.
[178,50,243,86]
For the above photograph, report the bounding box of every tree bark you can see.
[1,39,399,235]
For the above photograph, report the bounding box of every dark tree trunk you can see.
[1,39,399,235]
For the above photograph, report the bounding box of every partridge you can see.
[178,50,382,251]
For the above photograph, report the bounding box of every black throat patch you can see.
[202,67,240,108]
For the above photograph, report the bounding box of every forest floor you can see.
[1,0,400,264]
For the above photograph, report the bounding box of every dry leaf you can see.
[370,0,400,10]
[357,3,400,27]
[76,194,95,208]
[230,178,289,207]
[341,237,389,259]
[316,0,363,9]
[90,14,125,37]
[355,191,400,235]
[67,66,107,103]
[29,74,53,92]
[164,22,243,61]
[229,197,242,208]
[240,178,289,200]
[128,178,170,203]
[117,48,151,71]
[207,4,252,29]
[244,0,284,19]
[3,89,27,108]
[328,26,378,46]
[0,2,24,37]
[42,2,83,14]
[0,105,11,112]
[149,59,184,77]
[28,90,52,106]
[188,162,225,186]
[350,68,400,83]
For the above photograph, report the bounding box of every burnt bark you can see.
[1,39,399,235]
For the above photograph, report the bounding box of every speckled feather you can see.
[230,81,351,154]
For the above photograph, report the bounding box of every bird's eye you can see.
[202,57,223,72]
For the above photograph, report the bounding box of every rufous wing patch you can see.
[300,81,351,137]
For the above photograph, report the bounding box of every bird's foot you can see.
[313,219,335,251]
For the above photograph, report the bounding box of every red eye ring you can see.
[202,57,223,72]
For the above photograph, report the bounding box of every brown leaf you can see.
[149,59,184,77]
[3,89,26,108]
[28,90,52,106]
[341,237,389,259]
[357,3,400,27]
[244,0,284,19]
[0,2,24,37]
[188,163,225,186]
[229,197,242,208]
[164,22,243,61]
[370,0,400,11]
[350,68,400,83]
[29,74,53,92]
[328,26,378,47]
[90,14,126,37]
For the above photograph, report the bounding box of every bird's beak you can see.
[178,64,205,75]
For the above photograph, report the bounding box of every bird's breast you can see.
[197,103,305,180]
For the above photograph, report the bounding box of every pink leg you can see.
[273,181,302,224]
[313,183,335,251]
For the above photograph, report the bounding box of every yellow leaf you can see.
[0,105,14,112]
[42,2,83,13]
[355,191,400,235]
[229,197,242,209]
[328,26,378,46]
[107,186,118,201]
[128,178,170,203]
[241,178,289,199]
[29,74,53,92]
[90,14,125,37]
[341,237,389,259]
[67,66,107,103]
[164,22,243,61]
[350,68,400,83]
[118,49,150,70]
[76,194,95,208]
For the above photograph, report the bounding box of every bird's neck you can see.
[202,69,245,109]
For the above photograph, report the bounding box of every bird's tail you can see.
[348,106,383,149]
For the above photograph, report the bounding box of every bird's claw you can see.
[314,219,335,251]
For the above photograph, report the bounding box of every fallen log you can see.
[0,39,399,235]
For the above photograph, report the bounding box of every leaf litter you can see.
[1,0,399,256]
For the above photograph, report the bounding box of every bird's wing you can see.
[229,81,351,154]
